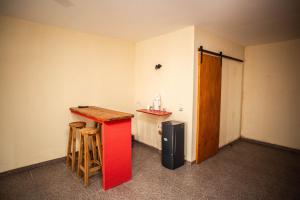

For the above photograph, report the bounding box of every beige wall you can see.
[219,59,243,147]
[133,26,195,161]
[0,16,135,172]
[193,27,244,160]
[242,39,300,149]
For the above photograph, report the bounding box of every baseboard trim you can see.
[219,137,241,150]
[240,137,300,154]
[185,160,196,165]
[0,156,66,178]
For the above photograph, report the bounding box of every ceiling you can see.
[1,0,300,45]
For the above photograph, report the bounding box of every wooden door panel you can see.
[196,53,222,163]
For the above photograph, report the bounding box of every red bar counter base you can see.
[102,119,132,190]
[70,106,133,191]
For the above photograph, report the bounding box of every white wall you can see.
[193,27,244,160]
[133,26,195,161]
[242,39,300,150]
[0,16,135,172]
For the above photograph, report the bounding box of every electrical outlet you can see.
[178,104,184,111]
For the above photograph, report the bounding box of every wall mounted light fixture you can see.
[155,64,162,70]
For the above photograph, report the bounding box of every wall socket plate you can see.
[178,104,184,111]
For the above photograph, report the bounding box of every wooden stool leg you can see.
[84,135,89,186]
[95,133,102,167]
[66,127,72,167]
[91,135,97,163]
[71,128,77,172]
[77,135,83,177]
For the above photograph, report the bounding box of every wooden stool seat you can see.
[80,127,98,135]
[66,121,86,172]
[69,121,86,129]
[78,127,103,186]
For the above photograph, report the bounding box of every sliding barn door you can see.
[196,53,222,163]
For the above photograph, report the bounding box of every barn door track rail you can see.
[199,46,244,65]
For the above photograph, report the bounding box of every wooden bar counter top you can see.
[70,106,134,123]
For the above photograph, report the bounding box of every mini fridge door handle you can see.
[174,130,176,155]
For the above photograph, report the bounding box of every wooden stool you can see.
[77,127,102,186]
[66,121,86,171]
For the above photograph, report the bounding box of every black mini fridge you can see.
[161,121,184,169]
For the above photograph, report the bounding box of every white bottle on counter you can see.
[153,94,161,111]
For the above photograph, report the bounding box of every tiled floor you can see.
[1,141,300,200]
